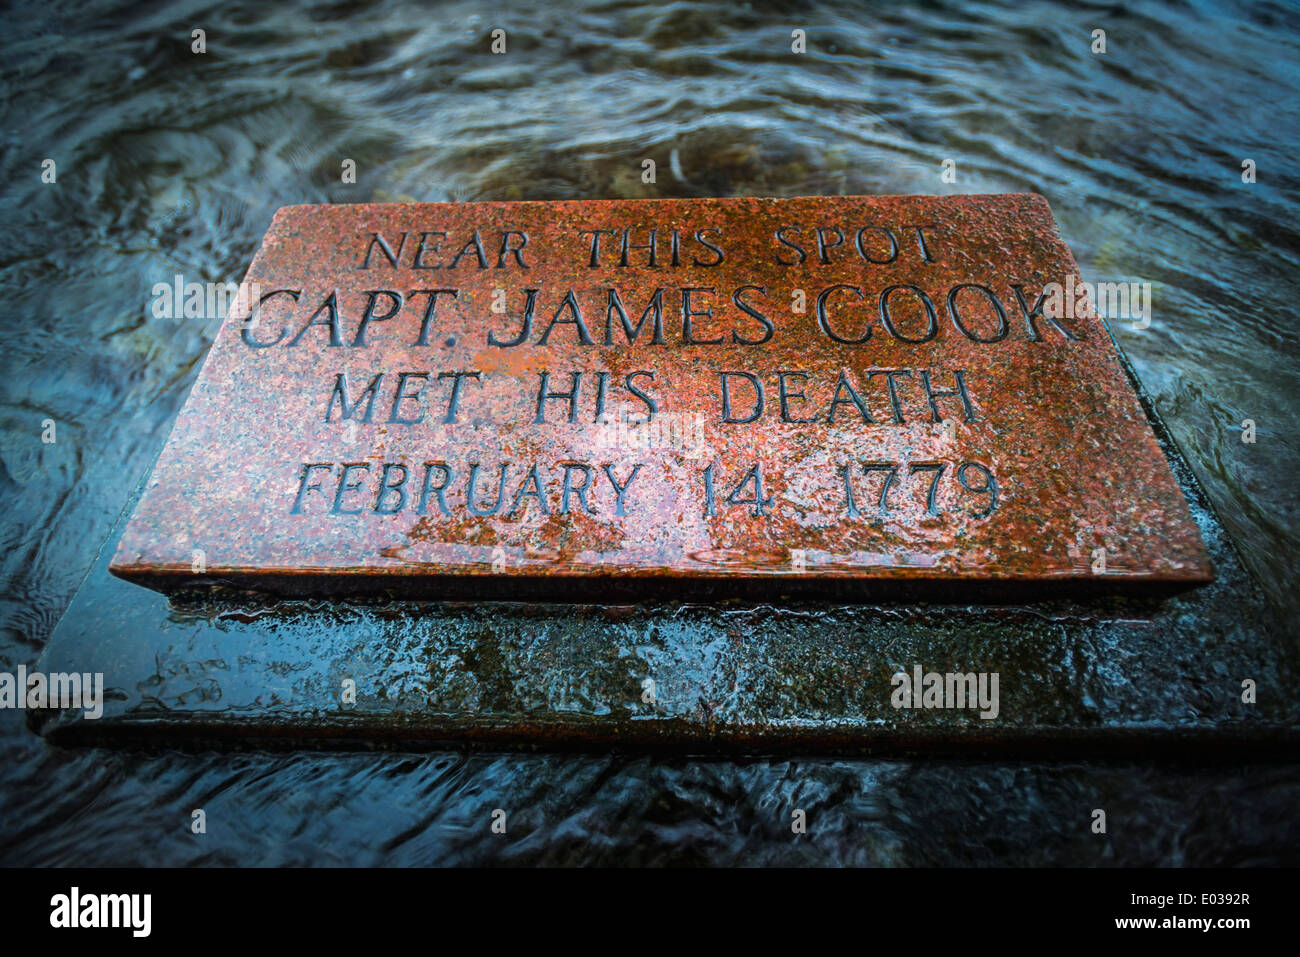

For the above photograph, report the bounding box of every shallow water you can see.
[1,0,1298,865]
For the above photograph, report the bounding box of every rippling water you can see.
[1,0,1298,865]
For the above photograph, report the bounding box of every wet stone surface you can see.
[36,196,1287,754]
[33,423,1299,752]
[108,194,1210,599]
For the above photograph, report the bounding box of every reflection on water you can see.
[1,0,1298,864]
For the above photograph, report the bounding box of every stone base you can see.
[33,375,1300,755]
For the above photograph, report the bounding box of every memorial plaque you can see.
[109,194,1211,598]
